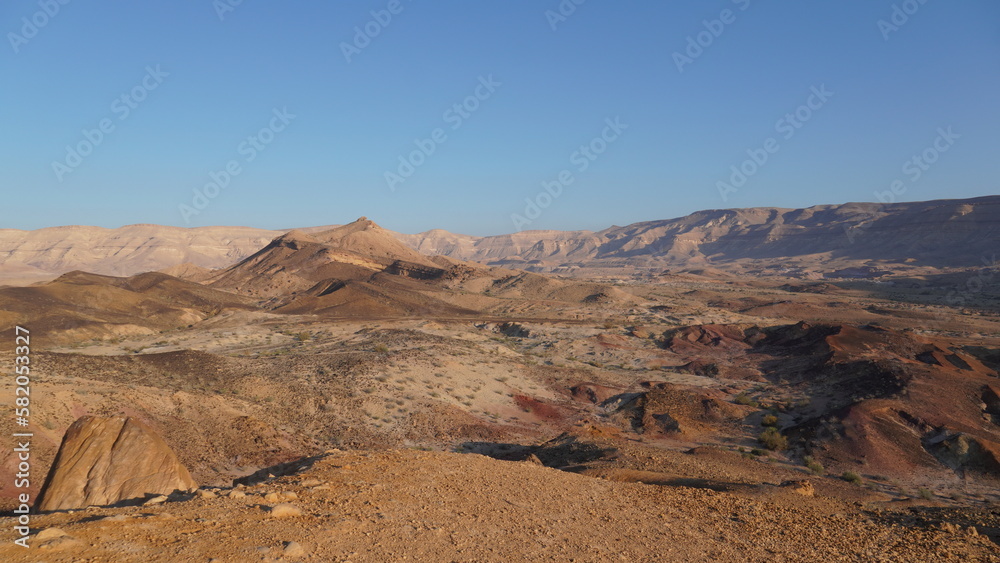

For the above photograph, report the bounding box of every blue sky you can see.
[2,1,998,235]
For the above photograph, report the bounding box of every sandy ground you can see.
[2,449,998,562]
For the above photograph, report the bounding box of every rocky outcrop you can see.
[36,416,196,512]
[384,260,446,280]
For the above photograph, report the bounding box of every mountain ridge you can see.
[1,196,996,285]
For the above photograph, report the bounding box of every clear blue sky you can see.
[2,1,998,235]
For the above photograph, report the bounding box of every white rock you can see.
[269,503,302,518]
[36,528,68,540]
[143,495,168,505]
[284,541,307,557]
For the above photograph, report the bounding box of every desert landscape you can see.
[5,2,999,560]
[0,198,998,561]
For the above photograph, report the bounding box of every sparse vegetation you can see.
[761,414,779,427]
[734,393,759,407]
[804,456,824,475]
[841,471,863,485]
[758,427,788,451]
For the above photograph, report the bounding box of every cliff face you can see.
[397,197,1000,273]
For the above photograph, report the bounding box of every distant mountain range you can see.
[396,196,999,276]
[0,218,632,343]
[1,196,996,285]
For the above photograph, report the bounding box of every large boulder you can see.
[36,416,196,512]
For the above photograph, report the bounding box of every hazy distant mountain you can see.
[397,196,1000,275]
[0,224,281,285]
[1,196,996,285]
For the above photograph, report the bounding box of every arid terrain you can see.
[1,198,999,561]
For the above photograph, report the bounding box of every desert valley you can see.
[0,196,998,561]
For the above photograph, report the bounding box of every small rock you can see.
[196,489,217,499]
[269,503,302,518]
[144,495,168,506]
[629,327,652,339]
[283,492,298,500]
[781,480,815,497]
[100,514,128,522]
[228,490,246,499]
[36,528,69,541]
[264,492,282,502]
[966,525,979,536]
[38,535,83,551]
[300,478,323,487]
[939,522,960,534]
[283,541,307,558]
[36,529,82,551]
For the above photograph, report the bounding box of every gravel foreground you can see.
[2,449,998,562]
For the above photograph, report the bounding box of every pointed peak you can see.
[350,216,380,230]
[316,217,385,238]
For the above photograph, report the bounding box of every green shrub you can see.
[917,487,933,500]
[804,456,824,475]
[841,471,863,485]
[758,427,788,451]
[373,343,389,354]
[734,393,759,407]
[761,414,779,427]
